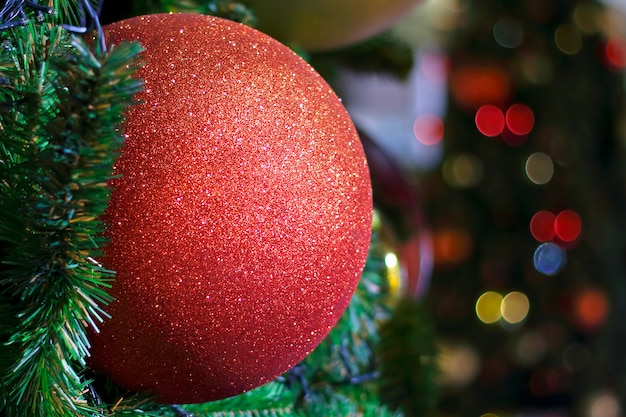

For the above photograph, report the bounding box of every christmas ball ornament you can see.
[89,13,372,404]
[239,0,422,51]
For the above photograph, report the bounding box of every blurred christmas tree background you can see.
[335,0,626,415]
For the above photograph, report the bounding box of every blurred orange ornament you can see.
[240,0,422,51]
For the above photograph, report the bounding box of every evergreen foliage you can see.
[309,32,415,82]
[378,297,439,417]
[0,2,143,415]
[183,382,302,417]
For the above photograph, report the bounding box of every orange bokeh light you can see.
[450,66,511,109]
[432,229,473,266]
[573,288,609,332]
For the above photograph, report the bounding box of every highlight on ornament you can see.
[87,12,373,404]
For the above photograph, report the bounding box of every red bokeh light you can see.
[475,105,505,137]
[413,114,444,145]
[554,210,581,242]
[529,367,571,398]
[505,104,535,136]
[605,37,626,69]
[530,211,556,242]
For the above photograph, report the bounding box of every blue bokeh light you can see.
[533,242,566,276]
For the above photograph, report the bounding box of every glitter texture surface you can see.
[89,14,372,404]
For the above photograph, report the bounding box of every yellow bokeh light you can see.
[480,413,499,417]
[555,24,583,55]
[442,154,483,187]
[384,252,401,295]
[501,291,530,324]
[572,2,601,34]
[520,53,553,85]
[475,291,503,324]
[437,341,481,388]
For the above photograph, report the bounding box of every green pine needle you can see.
[377,297,440,417]
[0,19,143,417]
[302,388,402,417]
[129,0,258,26]
[196,410,303,417]
[182,381,299,416]
[309,32,415,82]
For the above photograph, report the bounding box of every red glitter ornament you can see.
[89,13,372,404]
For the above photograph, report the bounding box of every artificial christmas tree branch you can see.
[378,297,439,417]
[0,5,143,415]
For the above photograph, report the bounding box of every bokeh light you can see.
[442,154,484,187]
[514,330,547,366]
[413,113,444,145]
[530,210,556,242]
[587,391,621,417]
[533,242,566,275]
[438,341,481,388]
[520,53,553,85]
[525,152,554,184]
[384,252,398,269]
[493,17,523,48]
[554,210,582,242]
[572,2,601,34]
[573,287,609,332]
[384,252,400,295]
[505,104,534,135]
[475,105,505,137]
[605,37,626,69]
[475,291,503,324]
[555,24,583,55]
[449,66,510,109]
[432,229,473,266]
[501,291,530,324]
